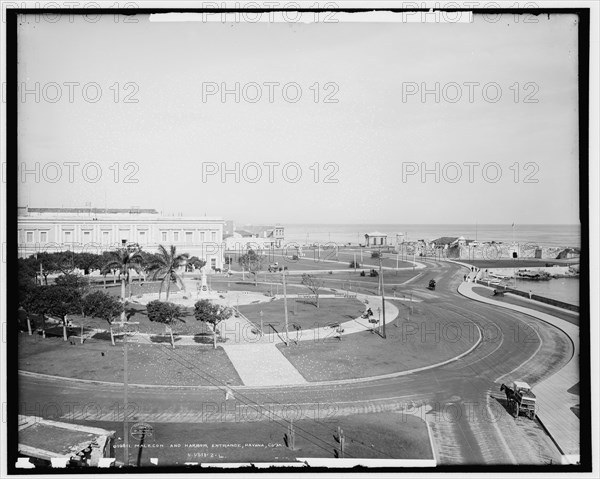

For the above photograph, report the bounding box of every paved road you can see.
[18,258,575,465]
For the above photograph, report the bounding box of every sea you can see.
[283,224,581,248]
[283,224,582,306]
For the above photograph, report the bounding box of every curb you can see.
[457,282,577,363]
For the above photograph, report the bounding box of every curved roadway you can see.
[19,258,574,465]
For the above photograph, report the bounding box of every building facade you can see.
[17,207,225,269]
[364,231,388,246]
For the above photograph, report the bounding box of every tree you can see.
[74,252,101,275]
[50,250,78,276]
[21,285,81,341]
[146,245,189,301]
[146,300,184,349]
[186,256,206,272]
[301,274,325,308]
[194,299,233,349]
[55,273,91,297]
[101,247,144,317]
[100,251,117,286]
[19,256,40,287]
[238,249,264,286]
[36,252,65,285]
[82,291,124,346]
[20,286,50,338]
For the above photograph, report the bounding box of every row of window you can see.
[160,231,218,243]
[20,230,219,244]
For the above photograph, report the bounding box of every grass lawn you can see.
[224,249,414,272]
[18,334,243,386]
[277,300,478,381]
[83,412,432,465]
[30,303,216,338]
[238,298,365,331]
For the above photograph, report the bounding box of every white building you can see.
[17,206,225,269]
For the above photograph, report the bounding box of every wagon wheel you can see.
[513,402,519,418]
[529,410,536,420]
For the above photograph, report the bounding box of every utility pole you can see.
[378,247,386,339]
[354,252,357,272]
[123,324,129,466]
[282,270,289,346]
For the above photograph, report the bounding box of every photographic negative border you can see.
[3,3,593,475]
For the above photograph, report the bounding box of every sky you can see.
[16,11,581,225]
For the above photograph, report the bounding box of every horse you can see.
[500,383,519,416]
[500,383,515,402]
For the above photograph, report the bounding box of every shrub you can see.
[371,251,381,259]
[82,291,123,323]
[146,300,182,324]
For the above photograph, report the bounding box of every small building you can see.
[238,224,285,248]
[431,236,466,249]
[395,233,405,246]
[224,231,266,252]
[364,232,388,246]
[262,225,285,248]
[18,415,115,467]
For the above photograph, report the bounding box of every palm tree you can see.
[146,245,189,301]
[101,247,144,320]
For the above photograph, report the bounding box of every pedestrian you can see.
[225,387,235,401]
[529,290,533,299]
[464,274,467,281]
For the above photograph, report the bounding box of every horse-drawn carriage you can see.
[500,381,537,419]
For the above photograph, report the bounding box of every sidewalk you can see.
[458,281,580,463]
[219,343,307,387]
[218,292,400,387]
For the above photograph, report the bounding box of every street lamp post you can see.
[378,246,387,339]
[259,310,263,336]
[282,270,289,346]
[123,324,128,465]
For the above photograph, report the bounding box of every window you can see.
[40,231,48,243]
[200,232,205,242]
[63,231,73,243]
[211,231,216,242]
[26,231,34,243]
[211,258,216,269]
[82,231,91,244]
[185,232,193,244]
[102,231,110,244]
[173,232,180,242]
[161,231,168,242]
[139,231,147,244]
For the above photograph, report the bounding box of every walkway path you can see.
[219,343,307,387]
[458,280,580,463]
[216,291,400,386]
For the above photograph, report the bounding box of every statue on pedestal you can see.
[197,267,209,298]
